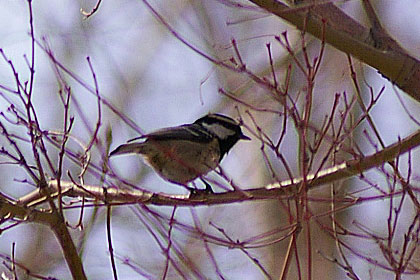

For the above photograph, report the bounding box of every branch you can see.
[247,1,420,103]
[16,129,420,207]
[0,197,87,279]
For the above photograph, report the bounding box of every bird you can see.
[109,113,250,193]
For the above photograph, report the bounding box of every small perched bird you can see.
[109,113,250,193]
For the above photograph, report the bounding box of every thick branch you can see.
[50,213,87,280]
[0,198,87,280]
[248,1,420,102]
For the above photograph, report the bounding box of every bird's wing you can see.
[139,124,214,143]
[110,124,214,157]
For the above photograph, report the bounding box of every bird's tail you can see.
[109,143,146,157]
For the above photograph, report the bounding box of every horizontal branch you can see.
[15,129,420,207]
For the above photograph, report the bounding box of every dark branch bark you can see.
[248,1,420,102]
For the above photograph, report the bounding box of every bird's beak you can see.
[240,133,251,140]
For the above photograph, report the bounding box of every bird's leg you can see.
[182,179,214,197]
[200,178,214,194]
[180,184,197,193]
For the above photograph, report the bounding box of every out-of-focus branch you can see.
[16,128,420,207]
[247,0,420,102]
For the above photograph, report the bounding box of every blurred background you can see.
[1,0,420,279]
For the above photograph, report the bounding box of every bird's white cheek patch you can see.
[202,123,236,139]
